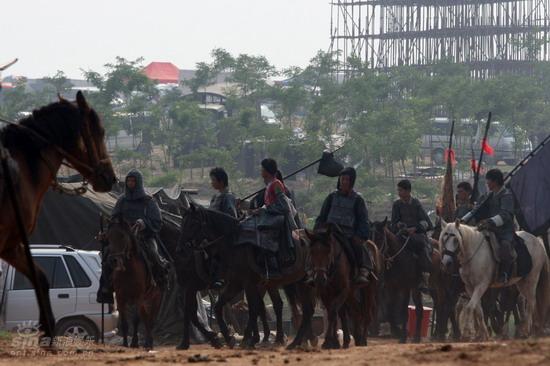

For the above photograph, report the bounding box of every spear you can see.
[471,112,492,204]
[241,145,345,201]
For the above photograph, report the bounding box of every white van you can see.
[0,245,118,340]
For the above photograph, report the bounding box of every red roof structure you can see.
[143,62,180,84]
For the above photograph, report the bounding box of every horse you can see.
[440,220,550,340]
[307,224,378,349]
[177,202,316,350]
[0,92,116,342]
[371,219,438,343]
[106,215,162,349]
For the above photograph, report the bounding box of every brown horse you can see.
[177,203,317,350]
[106,215,162,349]
[0,92,115,342]
[307,224,378,349]
[371,219,441,343]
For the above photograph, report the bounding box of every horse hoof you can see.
[286,341,299,350]
[227,336,237,349]
[210,338,222,349]
[176,342,190,350]
[122,341,129,348]
[130,342,139,348]
[275,336,287,346]
[413,337,421,344]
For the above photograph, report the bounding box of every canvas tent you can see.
[29,183,211,343]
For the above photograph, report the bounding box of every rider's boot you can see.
[96,262,115,304]
[497,239,513,284]
[210,256,225,289]
[418,238,433,293]
[266,253,282,279]
[352,237,372,285]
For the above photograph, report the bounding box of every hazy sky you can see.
[2,0,331,79]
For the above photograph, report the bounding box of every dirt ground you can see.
[0,336,549,366]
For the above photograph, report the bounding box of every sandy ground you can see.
[0,336,549,366]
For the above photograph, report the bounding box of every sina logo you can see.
[16,321,40,337]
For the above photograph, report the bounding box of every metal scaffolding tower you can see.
[330,0,550,78]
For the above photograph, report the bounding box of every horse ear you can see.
[383,216,388,227]
[441,218,448,228]
[76,90,90,112]
[58,93,68,103]
[454,219,461,228]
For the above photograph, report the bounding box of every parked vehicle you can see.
[0,245,118,340]
[421,118,532,165]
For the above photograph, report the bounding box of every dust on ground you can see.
[0,336,549,366]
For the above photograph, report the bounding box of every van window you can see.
[13,256,73,290]
[64,255,92,288]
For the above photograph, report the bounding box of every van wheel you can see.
[431,148,445,165]
[56,317,99,341]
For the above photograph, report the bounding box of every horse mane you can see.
[195,204,240,236]
[0,100,84,182]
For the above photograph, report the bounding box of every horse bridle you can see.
[311,233,344,279]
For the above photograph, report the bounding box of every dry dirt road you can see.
[0,337,549,366]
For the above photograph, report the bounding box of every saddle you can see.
[483,231,532,279]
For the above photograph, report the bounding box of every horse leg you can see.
[142,292,161,350]
[257,293,270,344]
[119,303,129,347]
[516,279,538,338]
[339,307,351,349]
[130,308,140,348]
[268,288,285,345]
[214,282,242,348]
[412,289,423,343]
[2,244,56,345]
[189,295,221,349]
[466,284,490,341]
[287,288,315,350]
[399,291,409,344]
[177,287,195,350]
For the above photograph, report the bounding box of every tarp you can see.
[29,183,210,343]
[509,139,550,236]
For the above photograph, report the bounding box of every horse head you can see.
[49,92,116,192]
[306,224,340,286]
[439,219,464,273]
[106,214,137,272]
[371,217,390,254]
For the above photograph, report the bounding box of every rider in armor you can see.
[208,167,237,288]
[312,167,373,285]
[391,179,434,293]
[97,170,169,303]
[462,169,515,284]
[249,158,298,278]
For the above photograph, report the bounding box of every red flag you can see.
[481,138,494,155]
[471,159,478,172]
[444,148,457,165]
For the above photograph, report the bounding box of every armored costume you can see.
[462,186,515,282]
[210,188,237,218]
[97,170,169,303]
[391,196,434,287]
[314,167,373,284]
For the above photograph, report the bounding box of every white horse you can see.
[440,220,550,340]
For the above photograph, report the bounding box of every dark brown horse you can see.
[106,215,162,349]
[0,92,115,342]
[177,203,316,349]
[371,219,440,343]
[308,224,378,349]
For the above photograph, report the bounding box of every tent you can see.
[29,183,210,343]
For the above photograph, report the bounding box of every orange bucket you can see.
[407,305,432,338]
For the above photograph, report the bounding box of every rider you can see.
[462,169,515,284]
[249,158,298,277]
[455,181,474,220]
[391,179,434,293]
[208,167,237,288]
[97,170,169,303]
[312,167,373,285]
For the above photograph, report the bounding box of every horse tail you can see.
[535,254,550,332]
